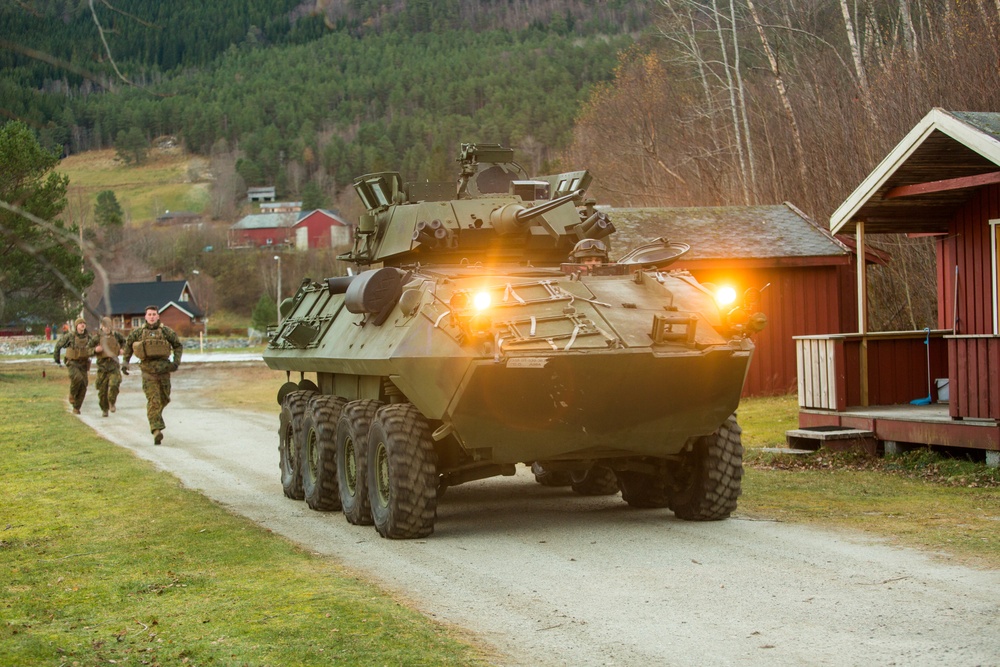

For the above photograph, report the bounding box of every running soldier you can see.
[90,316,127,417]
[122,306,183,445]
[53,317,95,414]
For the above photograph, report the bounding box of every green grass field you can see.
[0,364,490,666]
[57,148,211,225]
[3,361,998,666]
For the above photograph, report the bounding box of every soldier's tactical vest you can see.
[133,327,172,360]
[100,332,121,358]
[63,335,90,360]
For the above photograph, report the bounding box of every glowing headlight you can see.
[473,291,491,311]
[715,286,737,307]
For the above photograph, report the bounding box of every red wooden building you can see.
[794,108,1000,466]
[228,209,352,250]
[610,203,859,396]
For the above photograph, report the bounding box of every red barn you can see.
[610,203,859,397]
[229,209,352,250]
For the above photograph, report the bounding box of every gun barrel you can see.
[513,189,580,224]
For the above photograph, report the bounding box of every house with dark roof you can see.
[228,209,352,250]
[95,276,205,336]
[794,108,1000,466]
[609,202,859,397]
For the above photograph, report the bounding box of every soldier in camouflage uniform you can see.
[90,316,127,418]
[53,317,95,414]
[122,306,183,445]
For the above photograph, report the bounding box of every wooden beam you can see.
[885,171,1000,198]
[857,221,868,406]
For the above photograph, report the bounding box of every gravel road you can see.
[73,361,1000,667]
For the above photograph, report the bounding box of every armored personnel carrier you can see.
[263,143,765,539]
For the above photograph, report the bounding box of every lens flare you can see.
[716,286,737,307]
[473,291,491,311]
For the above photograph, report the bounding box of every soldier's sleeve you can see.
[122,330,137,365]
[53,334,66,363]
[167,327,183,365]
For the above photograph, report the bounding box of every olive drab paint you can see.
[264,143,765,539]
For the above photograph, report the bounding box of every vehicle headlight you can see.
[715,285,737,308]
[473,291,491,311]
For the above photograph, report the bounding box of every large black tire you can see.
[667,414,744,521]
[570,465,620,496]
[617,470,671,508]
[335,399,382,525]
[278,390,313,500]
[301,395,347,511]
[368,404,438,539]
[531,462,572,487]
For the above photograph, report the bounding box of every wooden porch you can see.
[795,331,1000,464]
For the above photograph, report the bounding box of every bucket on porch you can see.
[935,378,949,403]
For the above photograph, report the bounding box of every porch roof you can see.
[831,108,1000,235]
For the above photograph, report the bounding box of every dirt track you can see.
[75,361,1000,667]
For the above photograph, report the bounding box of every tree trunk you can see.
[838,0,878,128]
[711,0,750,205]
[746,0,807,183]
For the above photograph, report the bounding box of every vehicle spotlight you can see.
[715,285,737,308]
[473,291,491,311]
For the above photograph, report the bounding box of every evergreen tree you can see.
[300,181,325,210]
[0,121,91,324]
[94,190,124,228]
[250,292,277,332]
[115,127,148,165]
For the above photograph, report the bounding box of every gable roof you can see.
[608,203,850,266]
[231,212,298,230]
[95,279,203,318]
[831,108,1000,235]
[294,209,350,226]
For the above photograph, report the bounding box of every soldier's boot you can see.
[153,429,163,445]
[110,404,116,413]
[102,411,108,417]
[72,407,81,415]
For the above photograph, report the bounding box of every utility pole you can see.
[274,255,281,324]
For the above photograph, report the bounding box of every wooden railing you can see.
[795,330,951,411]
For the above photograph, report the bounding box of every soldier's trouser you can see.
[66,362,89,409]
[141,372,172,432]
[96,367,122,412]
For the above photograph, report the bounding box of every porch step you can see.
[759,447,815,455]
[785,427,878,455]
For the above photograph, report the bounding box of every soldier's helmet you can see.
[101,316,113,330]
[569,238,609,263]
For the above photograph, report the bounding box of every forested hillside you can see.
[3,0,999,329]
[1,0,642,210]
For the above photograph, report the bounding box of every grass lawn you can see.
[57,148,210,224]
[0,364,490,666]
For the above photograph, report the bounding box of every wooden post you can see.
[857,221,868,406]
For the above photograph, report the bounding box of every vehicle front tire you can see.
[301,395,347,511]
[278,390,313,500]
[570,465,620,496]
[335,399,382,525]
[667,414,744,521]
[368,404,438,539]
[531,462,572,487]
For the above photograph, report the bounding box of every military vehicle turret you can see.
[263,143,765,539]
